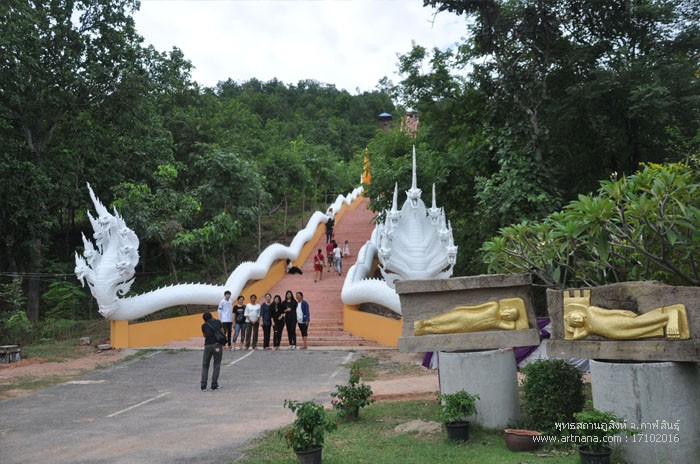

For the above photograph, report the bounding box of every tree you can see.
[0,0,144,321]
[376,0,700,275]
[112,164,201,282]
[482,161,700,287]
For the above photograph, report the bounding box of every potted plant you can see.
[438,389,479,441]
[573,407,635,464]
[330,361,374,420]
[281,399,337,464]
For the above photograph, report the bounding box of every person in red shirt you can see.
[325,241,335,272]
[313,248,325,282]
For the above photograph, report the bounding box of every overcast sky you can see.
[133,0,466,93]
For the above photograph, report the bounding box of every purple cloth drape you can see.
[514,317,550,365]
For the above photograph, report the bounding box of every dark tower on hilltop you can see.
[378,112,393,131]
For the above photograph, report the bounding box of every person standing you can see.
[325,208,335,243]
[313,248,324,283]
[282,290,298,350]
[333,241,343,275]
[217,290,233,350]
[343,240,350,258]
[244,294,261,350]
[260,293,273,350]
[295,291,311,350]
[200,312,223,391]
[271,294,285,351]
[326,240,335,272]
[232,295,247,351]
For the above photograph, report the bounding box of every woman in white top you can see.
[244,294,261,350]
[333,243,342,275]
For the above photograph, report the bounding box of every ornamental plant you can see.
[330,362,374,419]
[482,162,700,287]
[521,359,584,434]
[574,406,636,452]
[438,390,479,424]
[281,399,337,451]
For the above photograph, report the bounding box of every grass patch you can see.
[236,400,579,464]
[21,340,97,362]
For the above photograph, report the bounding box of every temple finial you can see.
[411,146,417,190]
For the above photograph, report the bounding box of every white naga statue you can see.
[375,147,457,288]
[341,147,458,314]
[75,184,362,320]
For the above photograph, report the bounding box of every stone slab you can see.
[0,345,21,364]
[546,282,700,362]
[398,329,540,353]
[439,350,520,429]
[395,273,532,294]
[397,273,539,352]
[546,339,700,362]
[590,360,700,464]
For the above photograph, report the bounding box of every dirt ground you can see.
[357,349,440,402]
[0,347,440,401]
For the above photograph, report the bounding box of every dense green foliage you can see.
[521,359,585,434]
[2,0,699,328]
[367,0,700,276]
[483,161,700,287]
[0,1,393,324]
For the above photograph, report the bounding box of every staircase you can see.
[165,197,381,350]
[266,197,379,348]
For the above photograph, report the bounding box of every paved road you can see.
[0,348,356,464]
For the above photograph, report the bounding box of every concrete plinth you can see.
[0,345,21,364]
[438,349,520,429]
[590,360,700,464]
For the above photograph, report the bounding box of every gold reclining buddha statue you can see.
[414,298,529,336]
[563,289,689,340]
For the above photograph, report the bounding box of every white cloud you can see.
[134,0,465,92]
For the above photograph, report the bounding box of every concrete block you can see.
[438,349,520,429]
[590,360,700,464]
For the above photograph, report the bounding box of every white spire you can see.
[411,145,417,191]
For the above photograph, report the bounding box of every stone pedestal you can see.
[590,360,700,464]
[397,273,540,353]
[438,349,520,429]
[0,345,21,364]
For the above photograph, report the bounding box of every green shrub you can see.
[42,280,88,320]
[521,359,584,434]
[281,399,337,451]
[438,389,479,423]
[574,406,637,452]
[482,162,700,287]
[330,361,374,419]
[4,311,34,345]
[40,318,80,341]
